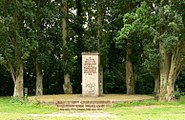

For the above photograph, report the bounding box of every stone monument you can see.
[82,52,102,97]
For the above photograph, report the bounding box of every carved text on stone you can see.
[84,57,97,75]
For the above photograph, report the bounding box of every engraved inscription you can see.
[84,57,97,75]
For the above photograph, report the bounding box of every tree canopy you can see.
[0,0,185,101]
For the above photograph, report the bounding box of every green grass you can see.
[0,96,107,120]
[1,96,185,120]
[0,97,58,114]
[0,97,68,120]
[106,96,185,120]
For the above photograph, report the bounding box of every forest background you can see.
[0,0,185,101]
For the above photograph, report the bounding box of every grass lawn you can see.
[0,96,185,120]
[0,97,86,120]
[106,96,185,120]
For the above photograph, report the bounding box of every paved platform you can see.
[29,94,154,110]
[29,94,154,102]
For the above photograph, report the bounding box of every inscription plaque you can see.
[84,57,97,75]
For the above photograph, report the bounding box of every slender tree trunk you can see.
[97,1,103,51]
[126,42,135,94]
[97,1,104,95]
[62,0,73,94]
[36,61,43,96]
[125,2,137,95]
[12,0,24,98]
[13,62,24,97]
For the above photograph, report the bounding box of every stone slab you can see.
[82,52,100,97]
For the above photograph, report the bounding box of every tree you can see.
[14,0,57,96]
[22,0,44,96]
[157,1,185,101]
[118,1,185,101]
[61,0,73,94]
[0,0,25,97]
[117,1,142,95]
[97,0,106,94]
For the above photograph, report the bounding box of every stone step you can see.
[80,101,112,104]
[57,101,80,104]
[59,106,105,110]
[57,104,110,108]
[56,100,113,110]
[57,100,112,104]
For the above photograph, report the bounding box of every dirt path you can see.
[30,111,117,119]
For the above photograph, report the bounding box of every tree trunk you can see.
[4,50,24,98]
[125,2,137,95]
[166,47,182,101]
[12,0,24,98]
[13,62,24,97]
[126,42,135,94]
[158,42,182,101]
[36,61,43,96]
[153,70,160,98]
[63,73,73,94]
[97,1,104,95]
[159,41,170,101]
[62,0,73,94]
[97,1,103,51]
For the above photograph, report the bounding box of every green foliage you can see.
[174,86,181,100]
[0,0,185,96]
[176,69,185,95]
[0,65,13,96]
[157,4,184,52]
[0,54,5,65]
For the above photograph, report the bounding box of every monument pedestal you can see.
[82,52,103,97]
